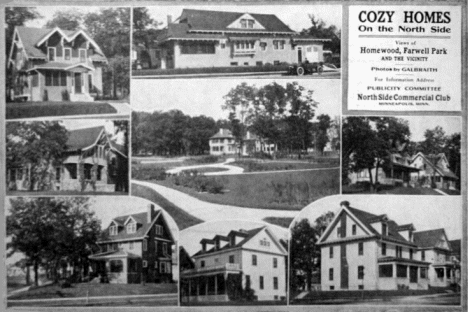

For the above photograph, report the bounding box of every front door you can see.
[74,73,82,93]
[410,266,418,283]
[297,47,303,63]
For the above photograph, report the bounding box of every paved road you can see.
[132,180,299,222]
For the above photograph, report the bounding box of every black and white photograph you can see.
[6,119,129,195]
[132,5,341,78]
[179,220,288,305]
[131,78,340,228]
[289,195,462,305]
[342,116,461,195]
[6,196,179,307]
[6,6,131,120]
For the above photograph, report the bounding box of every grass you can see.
[343,184,442,195]
[231,160,337,172]
[439,189,461,195]
[8,282,177,300]
[6,101,117,119]
[153,168,340,210]
[7,191,128,196]
[262,217,294,229]
[131,183,203,230]
[181,300,287,306]
[133,64,290,76]
[181,167,229,174]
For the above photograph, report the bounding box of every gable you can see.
[150,211,175,242]
[241,227,286,255]
[227,13,266,30]
[319,208,372,244]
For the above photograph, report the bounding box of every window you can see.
[200,260,205,268]
[352,224,357,235]
[155,225,163,235]
[382,243,387,255]
[260,42,267,51]
[143,260,147,268]
[154,240,158,252]
[143,239,147,251]
[230,62,238,66]
[110,260,123,273]
[154,261,158,269]
[215,258,219,263]
[382,223,388,236]
[273,258,278,268]
[337,227,341,238]
[358,285,364,290]
[329,246,334,258]
[246,275,251,286]
[260,239,270,247]
[248,19,254,28]
[127,221,136,234]
[358,266,364,279]
[109,225,118,236]
[273,40,285,50]
[240,19,254,29]
[252,254,257,266]
[379,264,393,277]
[409,249,413,260]
[32,73,39,87]
[273,277,278,290]
[240,19,247,28]
[163,242,168,255]
[420,267,427,278]
[330,286,335,290]
[88,74,93,92]
[329,268,334,281]
[234,41,255,51]
[129,241,134,250]
[229,255,235,263]
[396,246,403,258]
[421,250,425,261]
[64,48,71,60]
[79,49,87,62]
[45,71,67,87]
[259,276,264,289]
[220,43,226,49]
[160,262,166,273]
[48,47,55,61]
[358,242,364,256]
[180,42,215,54]
[397,264,407,278]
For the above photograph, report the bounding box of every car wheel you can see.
[317,66,323,75]
[297,67,305,76]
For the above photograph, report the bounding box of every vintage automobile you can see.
[288,61,324,76]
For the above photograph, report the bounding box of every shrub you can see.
[170,172,224,194]
[61,90,70,101]
[60,280,72,288]
[43,90,49,101]
[132,166,167,181]
[188,155,219,164]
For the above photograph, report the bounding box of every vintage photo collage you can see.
[4,4,463,309]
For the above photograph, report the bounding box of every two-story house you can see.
[151,9,329,69]
[209,128,276,156]
[317,201,431,291]
[410,152,459,190]
[180,226,287,303]
[414,229,460,288]
[89,204,175,284]
[7,125,128,193]
[8,26,107,102]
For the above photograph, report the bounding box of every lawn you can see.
[6,101,117,119]
[154,168,340,210]
[181,167,229,174]
[131,183,203,230]
[133,64,290,76]
[343,184,442,195]
[8,282,178,300]
[231,159,338,172]
[7,191,128,196]
[262,217,294,229]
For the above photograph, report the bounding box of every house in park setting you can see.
[348,153,421,187]
[8,26,107,102]
[317,201,459,291]
[180,226,287,303]
[89,204,175,284]
[150,9,329,69]
[410,152,459,190]
[209,128,276,156]
[7,125,128,193]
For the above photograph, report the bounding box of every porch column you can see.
[214,274,218,296]
[173,42,180,68]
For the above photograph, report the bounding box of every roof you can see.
[346,207,414,246]
[377,256,431,266]
[449,239,461,257]
[413,228,450,250]
[27,61,95,72]
[108,138,128,158]
[210,129,235,139]
[413,152,458,179]
[179,9,295,33]
[66,126,104,151]
[157,23,226,42]
[14,26,105,61]
[193,226,265,257]
[99,210,161,242]
[88,250,140,260]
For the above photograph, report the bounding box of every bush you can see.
[60,280,72,288]
[188,155,219,164]
[61,90,70,101]
[132,166,167,181]
[170,172,224,194]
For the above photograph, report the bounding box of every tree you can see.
[314,114,331,154]
[420,126,447,155]
[314,211,335,236]
[445,133,461,188]
[7,197,101,285]
[6,121,69,191]
[5,7,41,55]
[132,7,162,68]
[45,10,83,30]
[301,14,341,55]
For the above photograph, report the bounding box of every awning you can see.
[228,37,260,41]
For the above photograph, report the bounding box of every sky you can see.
[180,220,288,257]
[143,5,342,33]
[295,195,462,240]
[403,116,461,142]
[131,78,342,121]
[61,119,117,132]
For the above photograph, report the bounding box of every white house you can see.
[410,152,459,190]
[209,128,276,156]
[317,201,459,291]
[180,226,287,303]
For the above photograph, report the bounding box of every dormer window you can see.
[240,18,255,29]
[79,49,87,62]
[408,230,413,242]
[109,225,118,236]
[64,48,71,60]
[155,224,163,235]
[127,221,136,234]
[48,47,56,61]
[382,223,388,236]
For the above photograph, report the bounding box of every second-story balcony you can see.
[181,263,241,277]
[232,49,256,56]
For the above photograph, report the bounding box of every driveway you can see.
[132,180,299,222]
[165,158,244,176]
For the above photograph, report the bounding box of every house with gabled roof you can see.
[209,128,276,156]
[151,9,330,69]
[89,204,175,284]
[7,125,128,192]
[414,229,460,288]
[8,26,107,102]
[180,226,287,303]
[410,152,459,190]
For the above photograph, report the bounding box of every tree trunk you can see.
[368,167,374,192]
[374,162,380,191]
[34,260,39,287]
[306,269,312,291]
[26,265,31,285]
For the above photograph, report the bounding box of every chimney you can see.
[147,204,155,223]
[340,201,350,209]
[167,15,172,25]
[202,242,207,252]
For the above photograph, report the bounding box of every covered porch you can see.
[89,250,142,284]
[377,257,430,290]
[430,263,460,288]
